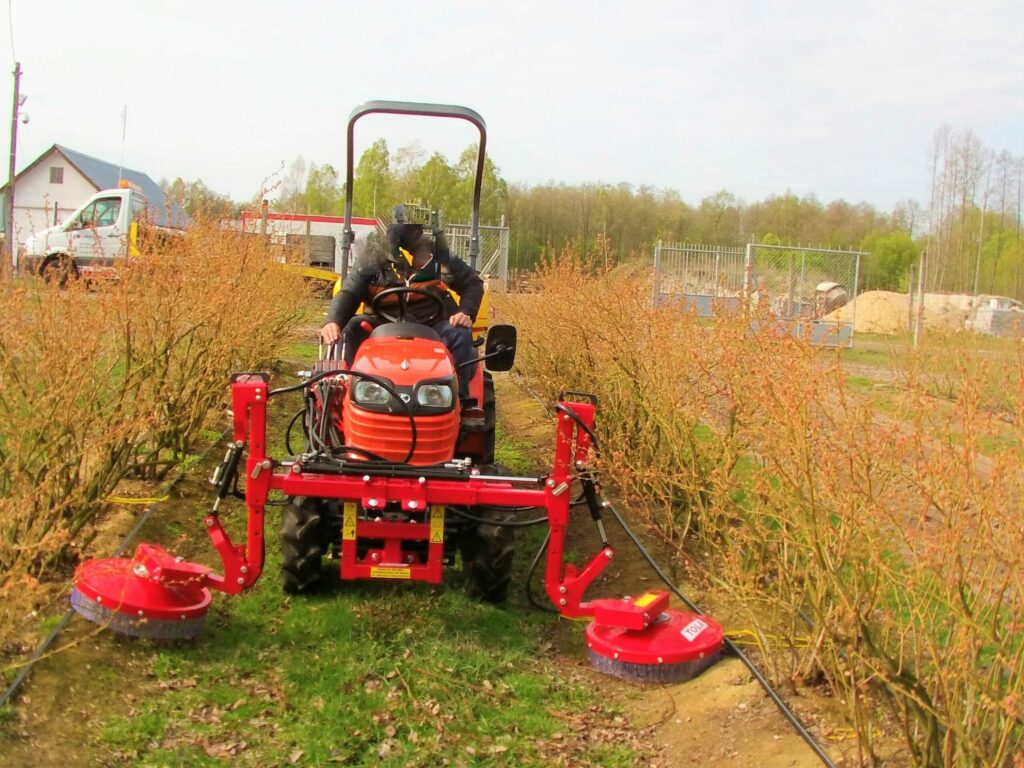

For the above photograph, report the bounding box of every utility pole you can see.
[5,62,21,276]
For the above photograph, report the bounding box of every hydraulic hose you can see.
[448,506,548,528]
[525,531,559,614]
[271,368,419,464]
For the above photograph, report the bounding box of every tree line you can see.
[161,127,1024,300]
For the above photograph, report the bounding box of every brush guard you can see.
[72,373,722,680]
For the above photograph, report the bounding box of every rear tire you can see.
[280,496,326,594]
[480,372,496,466]
[462,505,515,604]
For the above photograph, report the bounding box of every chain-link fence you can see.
[654,241,865,347]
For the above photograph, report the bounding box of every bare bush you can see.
[0,224,305,602]
[501,245,1023,767]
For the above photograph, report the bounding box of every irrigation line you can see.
[0,426,231,710]
[604,499,839,768]
[550,402,839,768]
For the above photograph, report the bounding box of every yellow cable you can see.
[105,495,170,505]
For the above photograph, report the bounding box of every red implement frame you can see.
[192,375,614,621]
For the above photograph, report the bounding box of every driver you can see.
[319,209,484,400]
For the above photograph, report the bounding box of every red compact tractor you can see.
[72,102,723,682]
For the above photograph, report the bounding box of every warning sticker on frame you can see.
[370,567,411,580]
[681,618,709,642]
[429,505,445,544]
[342,502,357,541]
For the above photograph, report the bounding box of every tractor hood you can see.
[351,334,456,389]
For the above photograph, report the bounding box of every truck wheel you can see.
[40,255,77,288]
[461,504,515,604]
[280,496,326,594]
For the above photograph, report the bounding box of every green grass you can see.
[493,423,535,476]
[283,340,319,362]
[845,374,875,392]
[93,414,646,767]
[98,542,639,767]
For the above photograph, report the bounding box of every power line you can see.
[7,0,14,66]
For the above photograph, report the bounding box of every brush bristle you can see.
[70,587,206,640]
[588,649,721,683]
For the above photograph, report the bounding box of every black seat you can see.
[369,322,442,342]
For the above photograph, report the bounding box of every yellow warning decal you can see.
[633,592,661,608]
[370,567,411,580]
[342,502,357,541]
[429,505,445,544]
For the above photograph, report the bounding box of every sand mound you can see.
[827,291,973,334]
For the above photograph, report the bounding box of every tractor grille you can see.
[343,404,459,465]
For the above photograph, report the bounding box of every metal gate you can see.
[445,222,510,288]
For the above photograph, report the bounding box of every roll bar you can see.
[340,100,488,277]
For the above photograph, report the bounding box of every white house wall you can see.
[10,151,97,248]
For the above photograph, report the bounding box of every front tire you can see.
[461,505,515,604]
[280,496,326,594]
[40,255,77,288]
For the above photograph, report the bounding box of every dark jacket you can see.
[328,230,484,327]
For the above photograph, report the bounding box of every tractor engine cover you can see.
[586,608,724,683]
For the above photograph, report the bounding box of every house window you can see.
[50,167,64,184]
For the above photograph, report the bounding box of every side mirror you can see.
[483,324,516,372]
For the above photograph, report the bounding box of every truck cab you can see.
[22,185,155,280]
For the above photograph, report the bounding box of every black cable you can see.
[554,402,599,448]
[448,506,548,528]
[0,424,231,710]
[526,531,558,614]
[271,368,418,464]
[550,404,836,768]
[285,408,304,455]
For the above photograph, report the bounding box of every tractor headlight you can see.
[416,383,454,408]
[353,380,391,405]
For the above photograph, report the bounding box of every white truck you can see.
[21,184,184,281]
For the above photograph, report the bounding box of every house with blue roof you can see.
[1,144,185,251]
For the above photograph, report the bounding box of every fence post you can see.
[304,218,311,266]
[786,252,795,318]
[499,225,509,290]
[743,243,753,302]
[907,264,916,334]
[851,251,861,345]
[913,250,926,348]
[652,240,662,305]
[713,246,721,298]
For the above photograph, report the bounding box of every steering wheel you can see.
[370,286,446,324]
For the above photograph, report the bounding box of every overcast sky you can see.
[2,0,1021,211]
